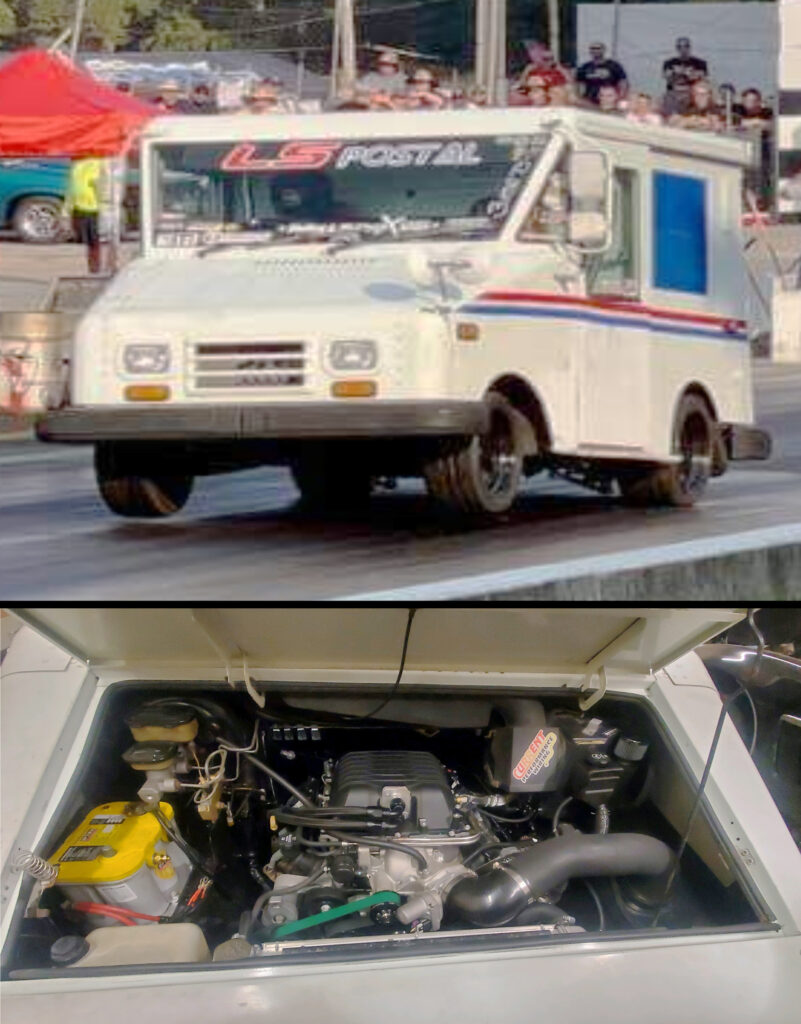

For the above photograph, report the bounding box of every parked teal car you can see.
[0,158,70,243]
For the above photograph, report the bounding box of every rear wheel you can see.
[290,446,373,510]
[95,442,194,518]
[13,196,68,244]
[619,394,714,507]
[423,392,524,516]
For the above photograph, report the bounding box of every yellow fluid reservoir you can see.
[125,706,199,744]
[47,802,191,918]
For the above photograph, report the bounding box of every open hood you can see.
[10,607,744,681]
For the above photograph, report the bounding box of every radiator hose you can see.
[446,833,673,928]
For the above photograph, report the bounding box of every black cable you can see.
[479,805,536,824]
[651,658,765,929]
[463,841,534,869]
[152,808,215,877]
[650,697,731,926]
[349,608,418,720]
[279,805,382,817]
[243,753,315,808]
[272,812,386,830]
[583,879,606,932]
[552,796,573,835]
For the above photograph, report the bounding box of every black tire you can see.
[12,196,69,244]
[290,446,373,510]
[424,392,524,516]
[619,393,714,508]
[95,442,194,518]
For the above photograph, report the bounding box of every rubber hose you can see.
[447,833,673,928]
[512,902,574,926]
[244,753,315,808]
[595,804,610,835]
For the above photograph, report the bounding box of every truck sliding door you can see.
[579,168,649,450]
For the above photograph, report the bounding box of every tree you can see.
[0,0,17,39]
[17,0,228,51]
[142,9,227,50]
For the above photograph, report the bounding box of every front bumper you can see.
[723,423,772,461]
[36,401,488,444]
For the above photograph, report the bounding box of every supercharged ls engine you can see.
[263,750,479,934]
[21,692,704,968]
[256,700,670,941]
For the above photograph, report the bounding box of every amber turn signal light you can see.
[331,380,377,398]
[456,322,480,341]
[124,384,171,402]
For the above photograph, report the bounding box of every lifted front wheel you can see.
[423,392,524,516]
[94,442,194,518]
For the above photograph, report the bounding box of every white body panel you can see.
[68,109,756,464]
[2,933,800,1024]
[2,608,801,1021]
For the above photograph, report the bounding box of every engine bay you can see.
[6,685,762,973]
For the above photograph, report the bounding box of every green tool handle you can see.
[272,890,401,939]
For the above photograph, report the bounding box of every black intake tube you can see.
[447,833,673,928]
[512,902,574,926]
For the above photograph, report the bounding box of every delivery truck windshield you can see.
[152,134,550,249]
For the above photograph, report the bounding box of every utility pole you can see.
[548,0,560,63]
[475,0,506,105]
[611,0,622,59]
[331,0,357,98]
[69,0,87,62]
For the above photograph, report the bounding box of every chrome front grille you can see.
[188,341,307,391]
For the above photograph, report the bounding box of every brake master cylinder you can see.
[122,705,199,808]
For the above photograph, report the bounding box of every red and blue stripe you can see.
[459,292,748,342]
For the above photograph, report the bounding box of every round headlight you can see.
[123,344,171,374]
[328,340,378,372]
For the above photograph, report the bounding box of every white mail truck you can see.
[37,108,771,516]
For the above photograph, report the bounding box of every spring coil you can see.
[14,850,57,885]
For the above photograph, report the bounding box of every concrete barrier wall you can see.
[0,313,78,418]
[482,542,801,600]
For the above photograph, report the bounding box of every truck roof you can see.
[142,106,753,168]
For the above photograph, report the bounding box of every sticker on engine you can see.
[59,845,105,862]
[513,730,558,782]
[90,815,126,825]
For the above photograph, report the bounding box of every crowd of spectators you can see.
[121,37,774,135]
[116,37,775,204]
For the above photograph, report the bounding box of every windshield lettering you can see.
[221,141,342,172]
[153,134,548,248]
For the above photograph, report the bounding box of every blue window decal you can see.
[653,172,707,293]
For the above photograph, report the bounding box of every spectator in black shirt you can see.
[576,42,628,105]
[661,75,693,118]
[663,38,708,90]
[735,88,773,130]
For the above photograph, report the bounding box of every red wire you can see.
[72,904,136,927]
[72,901,161,922]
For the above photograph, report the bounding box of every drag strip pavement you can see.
[0,362,798,599]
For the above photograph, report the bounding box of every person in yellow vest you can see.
[64,156,103,274]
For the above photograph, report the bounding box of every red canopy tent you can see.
[0,49,157,156]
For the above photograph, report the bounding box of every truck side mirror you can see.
[568,151,610,251]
